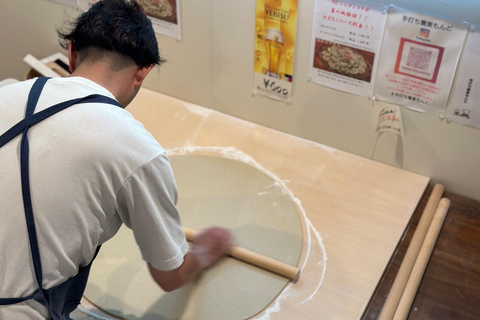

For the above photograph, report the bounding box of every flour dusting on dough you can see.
[167,146,328,319]
[256,286,295,320]
[258,182,289,196]
[76,146,327,320]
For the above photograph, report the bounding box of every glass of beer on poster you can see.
[265,28,284,79]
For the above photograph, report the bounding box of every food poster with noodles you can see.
[373,6,467,116]
[308,0,388,98]
[254,0,299,102]
[135,0,181,40]
[44,0,94,10]
[46,0,113,11]
[447,26,480,129]
[46,0,181,40]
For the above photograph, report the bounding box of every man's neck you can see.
[69,61,137,107]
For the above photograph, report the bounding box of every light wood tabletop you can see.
[77,88,429,320]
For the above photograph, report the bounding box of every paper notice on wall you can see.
[136,0,182,40]
[376,102,403,136]
[308,0,388,98]
[374,6,468,116]
[45,0,94,9]
[447,26,480,128]
[254,0,299,102]
[45,0,182,40]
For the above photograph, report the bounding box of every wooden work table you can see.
[77,88,431,319]
[363,186,480,320]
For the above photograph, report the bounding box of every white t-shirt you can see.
[0,77,189,319]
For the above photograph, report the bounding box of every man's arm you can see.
[148,227,233,292]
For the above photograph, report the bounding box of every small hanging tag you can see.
[376,102,404,137]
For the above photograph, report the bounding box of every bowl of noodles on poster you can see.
[314,39,374,83]
[137,0,177,24]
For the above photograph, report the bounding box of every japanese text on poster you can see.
[254,0,299,102]
[46,0,182,40]
[447,27,480,129]
[373,6,467,115]
[308,0,387,97]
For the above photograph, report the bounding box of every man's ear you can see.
[134,64,155,86]
[68,41,78,73]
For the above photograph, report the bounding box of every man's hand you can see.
[148,226,233,292]
[190,227,233,269]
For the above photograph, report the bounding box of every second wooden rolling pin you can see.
[378,184,445,320]
[392,198,451,320]
[183,227,301,281]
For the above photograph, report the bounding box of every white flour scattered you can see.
[167,146,328,319]
[75,146,328,320]
[182,102,213,117]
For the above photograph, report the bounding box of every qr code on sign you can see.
[406,46,432,71]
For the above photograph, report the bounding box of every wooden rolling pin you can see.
[378,184,444,320]
[392,198,450,320]
[183,227,301,281]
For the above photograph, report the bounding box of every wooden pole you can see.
[183,227,301,281]
[378,184,444,320]
[46,61,71,77]
[392,198,450,320]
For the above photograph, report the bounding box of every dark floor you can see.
[363,185,480,320]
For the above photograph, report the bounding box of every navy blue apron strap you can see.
[0,77,121,309]
[0,296,34,305]
[19,78,49,290]
[22,77,96,294]
[21,129,46,289]
[0,77,47,304]
[25,77,50,117]
[0,77,47,305]
[0,290,48,308]
[0,94,122,148]
[0,247,102,306]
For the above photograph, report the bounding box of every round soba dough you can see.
[84,155,303,320]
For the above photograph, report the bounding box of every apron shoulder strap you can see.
[0,90,122,148]
[0,77,122,312]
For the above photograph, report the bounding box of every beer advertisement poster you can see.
[373,6,467,115]
[254,0,299,101]
[447,27,480,129]
[307,0,388,98]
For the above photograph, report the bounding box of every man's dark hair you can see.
[58,0,164,68]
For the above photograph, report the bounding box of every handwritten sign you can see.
[376,103,403,136]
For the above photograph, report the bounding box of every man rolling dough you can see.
[0,1,232,319]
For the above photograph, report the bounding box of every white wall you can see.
[1,0,479,201]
